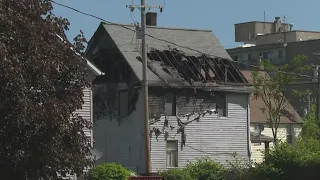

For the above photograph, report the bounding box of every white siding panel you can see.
[74,88,93,144]
[94,88,146,173]
[150,93,249,172]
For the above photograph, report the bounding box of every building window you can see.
[233,56,238,62]
[278,50,283,58]
[165,92,176,116]
[262,52,269,60]
[118,90,129,117]
[216,93,227,117]
[286,125,293,144]
[166,140,178,167]
[248,54,252,63]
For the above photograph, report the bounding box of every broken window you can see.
[118,90,129,117]
[165,92,176,116]
[216,93,227,117]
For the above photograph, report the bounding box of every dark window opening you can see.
[216,93,227,117]
[165,92,176,116]
[278,50,283,58]
[233,56,238,61]
[248,54,252,62]
[118,90,129,117]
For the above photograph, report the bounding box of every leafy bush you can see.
[185,157,225,180]
[251,163,283,180]
[160,168,193,180]
[88,163,133,180]
[225,153,252,180]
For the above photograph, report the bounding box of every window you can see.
[278,50,283,58]
[233,56,238,62]
[166,140,178,167]
[248,54,252,63]
[286,125,293,144]
[165,92,176,116]
[262,52,269,60]
[118,90,129,117]
[216,93,227,117]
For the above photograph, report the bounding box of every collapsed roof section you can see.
[146,47,247,85]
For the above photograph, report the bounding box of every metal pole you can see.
[141,0,151,174]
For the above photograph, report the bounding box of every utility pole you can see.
[126,1,164,175]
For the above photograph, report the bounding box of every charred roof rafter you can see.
[147,48,247,84]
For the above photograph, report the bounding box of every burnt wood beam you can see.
[224,59,248,83]
[183,56,207,82]
[200,55,224,82]
[218,58,240,83]
[174,53,204,82]
[163,50,194,85]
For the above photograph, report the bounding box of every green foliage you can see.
[250,163,283,180]
[88,163,133,180]
[302,105,319,139]
[185,157,226,180]
[251,55,310,143]
[160,168,193,180]
[259,139,320,179]
[225,154,252,180]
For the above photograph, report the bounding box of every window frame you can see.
[118,90,129,118]
[164,92,177,116]
[286,125,293,144]
[166,140,178,168]
[216,93,227,118]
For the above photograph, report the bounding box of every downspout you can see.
[247,94,252,160]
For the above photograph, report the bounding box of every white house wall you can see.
[93,86,146,173]
[250,124,302,163]
[150,93,250,172]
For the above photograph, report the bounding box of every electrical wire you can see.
[50,0,314,79]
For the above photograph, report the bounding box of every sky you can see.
[53,0,320,49]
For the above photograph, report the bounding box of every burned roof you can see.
[241,70,302,124]
[100,23,250,91]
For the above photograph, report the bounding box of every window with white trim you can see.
[166,140,178,167]
[286,125,293,144]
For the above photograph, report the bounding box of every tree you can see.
[0,0,91,179]
[302,105,320,139]
[251,55,309,145]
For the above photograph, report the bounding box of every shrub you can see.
[185,157,226,180]
[88,163,133,180]
[160,168,193,180]
[225,153,252,180]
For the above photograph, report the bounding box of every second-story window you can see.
[165,92,176,116]
[216,93,227,117]
[118,90,129,117]
[248,54,252,63]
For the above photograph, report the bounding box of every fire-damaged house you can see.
[87,17,254,173]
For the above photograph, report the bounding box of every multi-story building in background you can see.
[227,16,320,117]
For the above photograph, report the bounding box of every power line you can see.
[50,0,314,79]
